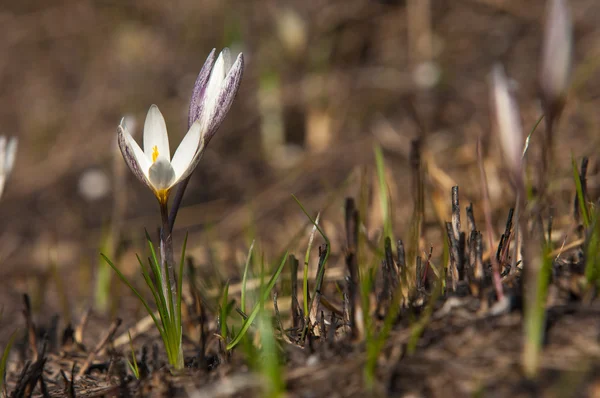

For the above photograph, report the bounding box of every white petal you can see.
[5,137,17,175]
[179,53,244,181]
[540,0,572,105]
[143,105,170,161]
[0,137,6,176]
[202,53,244,144]
[171,120,202,183]
[200,50,228,131]
[492,65,522,174]
[117,124,153,190]
[222,47,232,72]
[148,157,176,190]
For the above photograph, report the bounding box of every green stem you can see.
[159,201,176,315]
[159,200,184,369]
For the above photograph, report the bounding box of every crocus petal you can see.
[0,137,5,176]
[5,137,17,175]
[181,53,244,178]
[492,64,522,175]
[198,49,229,131]
[171,119,202,183]
[539,0,572,111]
[117,124,153,191]
[202,53,245,144]
[148,156,176,190]
[143,105,170,162]
[188,48,216,129]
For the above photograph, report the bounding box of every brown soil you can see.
[2,0,600,397]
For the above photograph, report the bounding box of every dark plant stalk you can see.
[168,177,190,233]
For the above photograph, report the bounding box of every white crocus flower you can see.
[0,136,18,199]
[118,48,244,204]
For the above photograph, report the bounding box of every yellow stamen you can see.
[152,145,159,163]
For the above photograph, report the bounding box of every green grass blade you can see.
[176,233,188,342]
[127,330,140,379]
[241,240,255,314]
[101,254,167,343]
[291,196,331,335]
[163,250,176,330]
[522,114,544,159]
[302,213,320,317]
[0,330,17,394]
[227,251,289,350]
[257,304,285,397]
[137,254,169,334]
[220,282,231,341]
[374,144,394,242]
[144,230,163,282]
[585,213,600,287]
[572,155,590,227]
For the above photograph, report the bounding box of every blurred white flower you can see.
[78,168,111,201]
[491,64,523,177]
[539,0,572,116]
[119,48,244,204]
[413,61,441,89]
[0,136,17,198]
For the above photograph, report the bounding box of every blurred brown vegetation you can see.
[1,0,600,330]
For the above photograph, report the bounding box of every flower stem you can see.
[159,200,176,313]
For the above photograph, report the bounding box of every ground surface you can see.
[2,0,600,397]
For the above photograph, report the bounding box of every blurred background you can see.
[1,0,599,329]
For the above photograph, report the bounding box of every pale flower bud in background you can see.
[276,8,308,56]
[539,0,572,118]
[491,64,523,177]
[78,168,111,201]
[0,136,18,199]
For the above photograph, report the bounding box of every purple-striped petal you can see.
[188,48,217,129]
[202,52,245,145]
[117,124,153,191]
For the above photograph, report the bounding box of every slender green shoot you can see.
[241,240,256,314]
[522,114,545,159]
[256,265,284,398]
[102,232,188,370]
[374,144,394,243]
[572,155,590,228]
[302,212,321,317]
[227,251,289,350]
[219,282,233,342]
[257,306,284,398]
[291,195,331,340]
[585,212,600,288]
[362,263,380,388]
[523,237,553,378]
[0,330,17,395]
[126,330,140,380]
[95,222,113,313]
